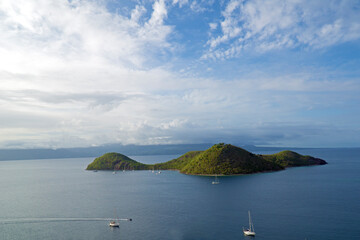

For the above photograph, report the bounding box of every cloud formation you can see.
[0,0,359,148]
[203,0,360,59]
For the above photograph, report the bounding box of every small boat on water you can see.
[109,209,120,227]
[109,220,119,228]
[212,175,219,184]
[243,211,255,236]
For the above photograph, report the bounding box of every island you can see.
[86,143,327,175]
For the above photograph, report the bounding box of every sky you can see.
[0,0,360,149]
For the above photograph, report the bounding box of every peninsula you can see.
[86,143,327,175]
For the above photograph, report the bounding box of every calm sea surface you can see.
[0,148,359,240]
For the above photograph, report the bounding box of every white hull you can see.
[243,230,255,236]
[109,222,119,227]
[212,175,219,184]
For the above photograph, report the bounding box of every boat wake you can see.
[0,217,132,225]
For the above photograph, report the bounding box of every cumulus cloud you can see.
[204,0,360,59]
[0,0,173,73]
[0,0,178,93]
[0,0,177,147]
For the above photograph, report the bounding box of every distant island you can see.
[86,143,327,175]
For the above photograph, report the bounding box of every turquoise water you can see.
[0,149,359,240]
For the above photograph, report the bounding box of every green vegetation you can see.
[155,151,202,170]
[261,150,327,167]
[86,143,327,175]
[86,152,149,170]
[168,143,283,175]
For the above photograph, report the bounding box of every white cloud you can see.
[204,0,360,59]
[0,0,179,99]
[0,70,358,148]
[0,0,179,147]
[0,0,359,148]
[148,0,168,26]
[130,5,147,23]
[172,0,189,8]
[189,1,207,12]
[0,0,173,72]
[209,22,217,31]
[172,0,212,12]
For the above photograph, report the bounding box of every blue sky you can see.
[0,0,359,148]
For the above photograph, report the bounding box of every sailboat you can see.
[212,175,220,184]
[243,211,255,236]
[109,219,119,227]
[109,210,120,227]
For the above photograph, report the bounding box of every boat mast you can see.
[248,211,252,231]
[243,210,255,236]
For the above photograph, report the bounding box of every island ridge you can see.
[86,143,327,175]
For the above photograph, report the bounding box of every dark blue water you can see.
[0,149,359,240]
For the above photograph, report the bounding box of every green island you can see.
[86,143,327,175]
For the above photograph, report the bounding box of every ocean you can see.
[0,148,359,240]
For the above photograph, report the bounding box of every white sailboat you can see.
[243,211,255,236]
[109,210,120,228]
[212,175,220,184]
[109,219,119,227]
